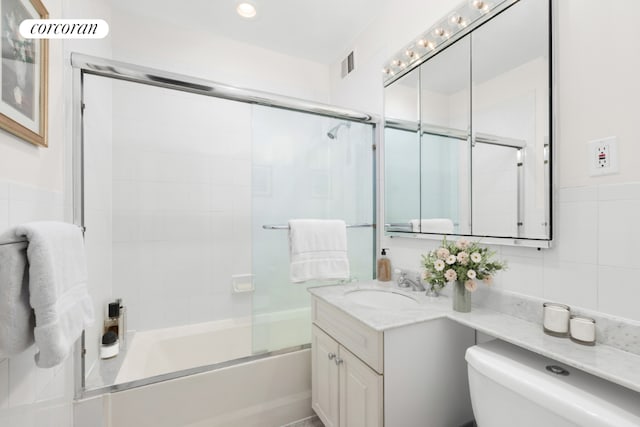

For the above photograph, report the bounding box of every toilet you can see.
[466,339,640,427]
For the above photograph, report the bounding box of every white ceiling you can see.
[111,0,385,65]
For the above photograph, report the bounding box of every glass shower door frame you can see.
[71,53,379,399]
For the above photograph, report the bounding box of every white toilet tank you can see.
[466,339,640,427]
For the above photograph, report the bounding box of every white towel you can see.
[288,219,350,283]
[410,218,455,234]
[0,240,35,358]
[0,222,94,368]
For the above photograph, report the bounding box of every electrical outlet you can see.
[597,144,609,168]
[588,137,619,176]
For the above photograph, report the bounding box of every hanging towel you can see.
[0,222,94,368]
[409,218,455,234]
[0,240,35,358]
[288,219,350,283]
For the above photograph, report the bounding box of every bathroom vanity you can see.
[311,286,475,427]
[309,281,640,427]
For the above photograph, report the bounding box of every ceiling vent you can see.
[341,51,355,78]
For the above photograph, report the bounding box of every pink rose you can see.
[465,280,477,292]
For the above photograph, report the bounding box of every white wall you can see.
[110,9,330,103]
[0,0,69,422]
[331,0,640,323]
[0,0,112,425]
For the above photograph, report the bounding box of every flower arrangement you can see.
[422,238,506,293]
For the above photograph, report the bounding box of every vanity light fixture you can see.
[382,0,515,82]
[236,2,257,18]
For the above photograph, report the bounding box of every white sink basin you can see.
[345,289,419,309]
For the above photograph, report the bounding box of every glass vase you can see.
[452,281,471,313]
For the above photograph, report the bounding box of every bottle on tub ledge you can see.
[377,248,392,282]
[100,298,126,359]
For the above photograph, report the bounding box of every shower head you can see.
[327,122,351,139]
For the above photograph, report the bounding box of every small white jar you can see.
[543,302,570,337]
[570,316,596,346]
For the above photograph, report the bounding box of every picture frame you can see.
[0,0,48,147]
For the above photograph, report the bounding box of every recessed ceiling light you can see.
[236,3,257,18]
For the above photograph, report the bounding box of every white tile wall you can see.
[492,182,640,321]
[106,81,254,333]
[0,181,73,427]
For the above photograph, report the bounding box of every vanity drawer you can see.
[312,297,383,374]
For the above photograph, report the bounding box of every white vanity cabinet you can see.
[312,325,383,427]
[311,296,475,427]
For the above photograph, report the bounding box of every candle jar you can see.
[570,316,596,346]
[543,302,570,337]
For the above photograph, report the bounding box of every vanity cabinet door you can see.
[312,325,340,427]
[339,347,383,427]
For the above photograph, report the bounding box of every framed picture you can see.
[0,0,48,147]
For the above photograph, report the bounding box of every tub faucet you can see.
[397,271,425,291]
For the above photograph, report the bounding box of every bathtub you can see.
[102,307,313,427]
[116,307,311,383]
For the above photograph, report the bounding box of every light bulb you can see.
[236,3,257,18]
[418,39,435,50]
[450,15,465,26]
[433,28,447,38]
[472,0,489,12]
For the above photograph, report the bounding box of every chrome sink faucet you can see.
[396,270,425,292]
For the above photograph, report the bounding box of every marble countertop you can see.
[309,281,640,394]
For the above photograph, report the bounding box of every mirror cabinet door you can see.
[383,0,551,243]
[420,35,471,235]
[471,0,550,239]
[384,67,420,233]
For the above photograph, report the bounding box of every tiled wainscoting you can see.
[489,182,640,323]
[0,181,72,426]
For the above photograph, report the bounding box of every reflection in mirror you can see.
[471,0,550,239]
[384,68,420,233]
[383,0,552,245]
[420,36,471,235]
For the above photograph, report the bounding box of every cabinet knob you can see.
[328,352,336,360]
[334,357,344,365]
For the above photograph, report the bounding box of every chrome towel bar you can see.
[0,225,86,247]
[262,223,374,230]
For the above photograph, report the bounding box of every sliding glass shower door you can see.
[81,69,375,394]
[250,106,375,354]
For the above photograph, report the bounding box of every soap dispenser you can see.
[377,248,392,282]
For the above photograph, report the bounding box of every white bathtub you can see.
[116,307,311,384]
[101,308,313,427]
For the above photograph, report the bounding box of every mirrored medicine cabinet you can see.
[383,0,552,247]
